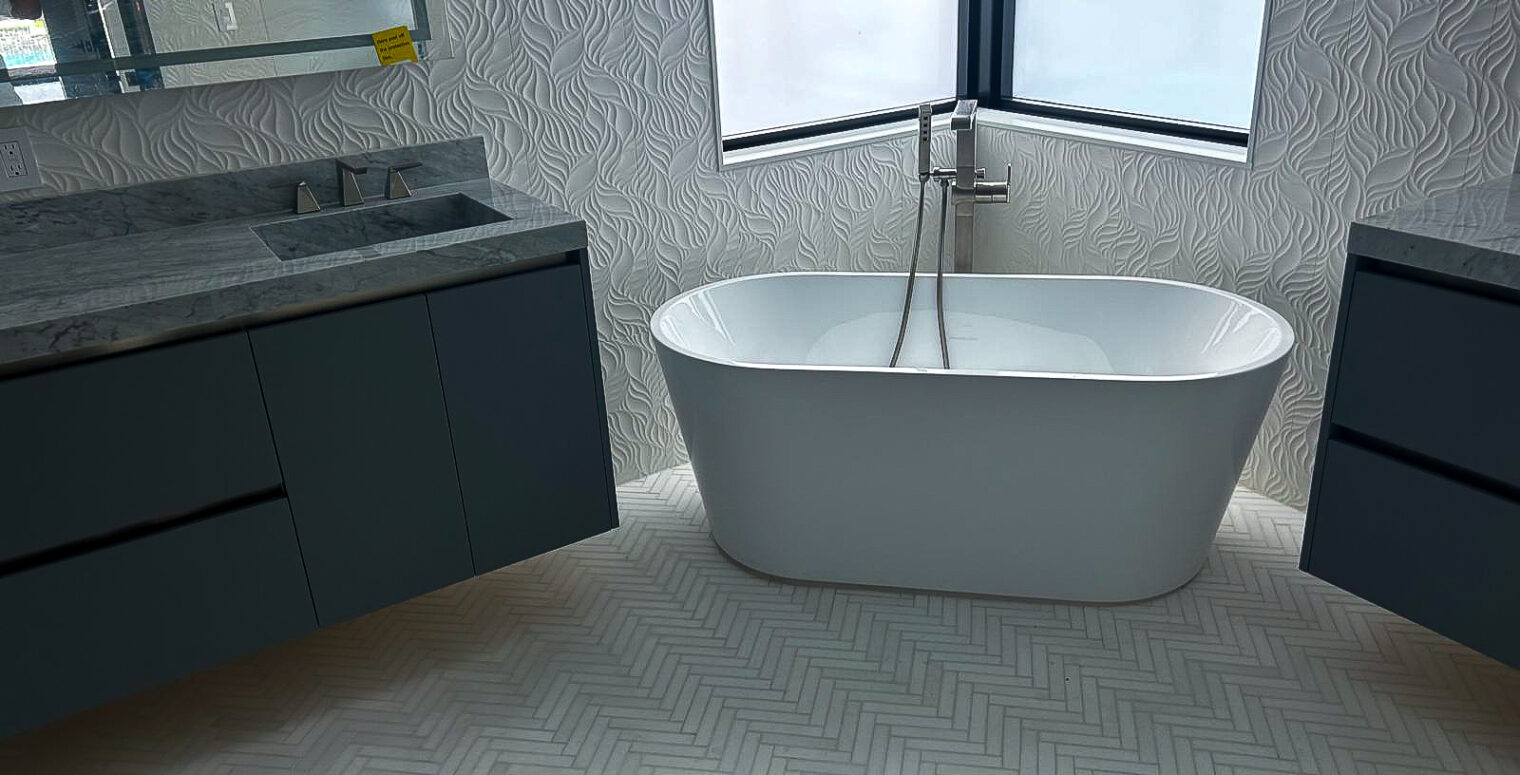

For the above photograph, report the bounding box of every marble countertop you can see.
[0,177,586,376]
[1349,173,1520,291]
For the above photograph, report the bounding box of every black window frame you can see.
[719,0,1253,153]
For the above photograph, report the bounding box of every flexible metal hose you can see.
[887,177,929,368]
[888,177,953,370]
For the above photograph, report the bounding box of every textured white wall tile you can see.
[976,0,1520,507]
[1,0,1516,504]
[0,0,951,485]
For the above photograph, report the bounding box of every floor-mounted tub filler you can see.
[651,271,1293,602]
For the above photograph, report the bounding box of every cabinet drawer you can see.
[1306,440,1520,667]
[0,333,283,565]
[1333,271,1520,488]
[0,498,318,736]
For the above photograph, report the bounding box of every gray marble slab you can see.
[0,174,586,377]
[0,138,490,253]
[1349,173,1520,292]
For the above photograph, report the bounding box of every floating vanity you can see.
[1304,173,1520,668]
[0,138,618,735]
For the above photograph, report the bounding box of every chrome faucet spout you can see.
[952,99,979,190]
[938,99,1011,273]
[336,159,369,207]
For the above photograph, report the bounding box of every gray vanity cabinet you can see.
[250,295,474,624]
[428,264,617,573]
[1304,259,1520,669]
[0,257,617,738]
[0,498,316,734]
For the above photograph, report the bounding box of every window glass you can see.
[1008,0,1267,130]
[712,0,958,137]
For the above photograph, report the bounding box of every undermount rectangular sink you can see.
[254,194,511,261]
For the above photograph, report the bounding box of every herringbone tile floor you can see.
[2,466,1517,774]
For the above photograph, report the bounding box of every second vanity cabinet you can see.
[0,257,618,737]
[1303,258,1520,669]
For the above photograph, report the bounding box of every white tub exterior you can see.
[651,272,1294,603]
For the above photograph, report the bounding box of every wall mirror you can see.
[0,0,449,106]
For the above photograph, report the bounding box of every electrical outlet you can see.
[0,128,42,192]
[215,1,238,31]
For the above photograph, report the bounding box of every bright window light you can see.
[711,0,958,138]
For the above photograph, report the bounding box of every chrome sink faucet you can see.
[337,159,368,206]
[920,99,1011,272]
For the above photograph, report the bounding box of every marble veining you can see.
[1350,173,1520,290]
[0,161,585,375]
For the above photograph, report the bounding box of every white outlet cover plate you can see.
[0,127,44,193]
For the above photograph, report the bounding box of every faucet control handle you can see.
[973,164,1013,204]
[386,162,422,200]
[269,180,321,214]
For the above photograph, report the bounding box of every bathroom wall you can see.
[0,0,949,484]
[5,0,1514,505]
[975,0,1520,507]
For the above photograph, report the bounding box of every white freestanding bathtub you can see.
[651,272,1293,603]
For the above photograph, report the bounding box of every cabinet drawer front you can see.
[1307,441,1520,667]
[0,333,283,564]
[0,499,317,736]
[1333,271,1520,488]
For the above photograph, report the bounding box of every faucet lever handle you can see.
[973,164,1013,204]
[268,180,321,214]
[386,162,422,200]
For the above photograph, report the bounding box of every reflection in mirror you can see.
[0,0,448,106]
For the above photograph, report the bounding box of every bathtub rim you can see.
[650,271,1295,383]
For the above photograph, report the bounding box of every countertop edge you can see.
[0,219,589,379]
[1348,221,1520,292]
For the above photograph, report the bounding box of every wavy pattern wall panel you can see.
[0,0,951,485]
[1,0,1516,503]
[976,0,1520,507]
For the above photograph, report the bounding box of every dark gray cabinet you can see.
[429,265,617,573]
[1304,261,1520,668]
[0,257,617,738]
[0,332,281,565]
[0,498,316,735]
[250,294,474,624]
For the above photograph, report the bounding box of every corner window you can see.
[711,0,1269,154]
[710,0,959,151]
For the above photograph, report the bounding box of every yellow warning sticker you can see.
[372,26,419,66]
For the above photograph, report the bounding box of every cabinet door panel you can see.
[0,333,281,564]
[1333,271,1520,488]
[251,296,472,624]
[1308,440,1520,667]
[429,265,616,573]
[0,499,316,737]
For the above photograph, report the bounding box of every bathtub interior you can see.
[653,273,1291,378]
